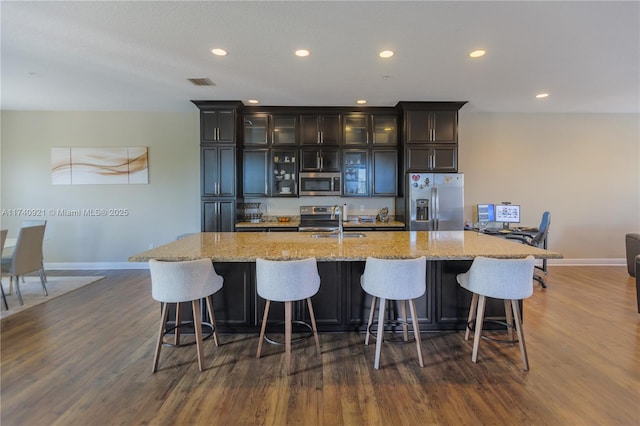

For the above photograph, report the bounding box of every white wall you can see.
[1,110,638,267]
[459,112,640,262]
[0,111,201,267]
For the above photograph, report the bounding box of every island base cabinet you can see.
[347,261,433,332]
[436,260,520,330]
[209,263,255,331]
[254,262,343,333]
[162,260,517,334]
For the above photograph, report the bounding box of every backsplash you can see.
[245,196,395,219]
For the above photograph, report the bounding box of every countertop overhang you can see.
[129,231,562,263]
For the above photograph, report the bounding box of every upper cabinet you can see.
[406,110,457,144]
[243,114,298,146]
[399,102,466,172]
[301,114,341,145]
[343,114,397,146]
[192,101,243,145]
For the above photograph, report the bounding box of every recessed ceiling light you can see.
[295,49,311,57]
[356,100,367,105]
[469,50,486,58]
[536,93,549,98]
[379,50,394,58]
[211,48,228,56]
[247,99,259,104]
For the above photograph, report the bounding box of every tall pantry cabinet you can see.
[193,101,243,232]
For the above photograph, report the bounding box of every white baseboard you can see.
[43,258,627,270]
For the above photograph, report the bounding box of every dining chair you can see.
[0,224,48,305]
[21,220,48,284]
[0,229,9,310]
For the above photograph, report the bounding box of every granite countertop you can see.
[129,231,563,263]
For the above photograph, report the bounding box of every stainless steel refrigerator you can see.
[407,173,464,231]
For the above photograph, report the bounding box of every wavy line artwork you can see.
[52,147,148,185]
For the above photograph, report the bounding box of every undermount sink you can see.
[311,232,366,238]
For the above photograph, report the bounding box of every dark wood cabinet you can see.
[406,145,457,172]
[406,109,457,144]
[202,200,236,232]
[255,262,343,331]
[210,262,255,330]
[194,101,243,232]
[200,109,237,144]
[301,115,341,145]
[343,149,369,196]
[343,114,397,146]
[243,114,298,146]
[372,149,398,196]
[399,102,466,174]
[243,149,298,197]
[300,148,340,171]
[201,146,236,197]
[242,149,269,197]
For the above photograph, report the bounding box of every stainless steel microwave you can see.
[299,172,342,196]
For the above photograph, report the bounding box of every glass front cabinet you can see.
[272,149,297,196]
[343,150,368,196]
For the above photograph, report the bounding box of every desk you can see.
[476,227,549,286]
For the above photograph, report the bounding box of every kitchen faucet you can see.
[331,205,343,239]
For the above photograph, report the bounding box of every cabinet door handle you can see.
[269,131,273,145]
[317,131,321,144]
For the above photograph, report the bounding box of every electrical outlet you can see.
[360,205,365,212]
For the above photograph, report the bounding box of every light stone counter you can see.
[129,230,562,263]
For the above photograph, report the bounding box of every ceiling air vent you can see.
[187,78,215,86]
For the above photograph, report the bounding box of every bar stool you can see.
[148,258,223,373]
[361,256,427,369]
[456,256,536,370]
[255,257,321,375]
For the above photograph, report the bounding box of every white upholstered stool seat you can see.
[361,256,427,369]
[148,258,224,373]
[255,257,321,375]
[456,256,536,370]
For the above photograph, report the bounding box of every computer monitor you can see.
[495,204,520,228]
[477,204,495,222]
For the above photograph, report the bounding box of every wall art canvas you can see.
[52,147,148,185]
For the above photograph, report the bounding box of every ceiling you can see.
[1,1,638,113]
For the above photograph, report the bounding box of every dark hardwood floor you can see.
[1,266,638,425]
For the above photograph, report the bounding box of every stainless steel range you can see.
[298,205,340,232]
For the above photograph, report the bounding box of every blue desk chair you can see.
[508,211,550,288]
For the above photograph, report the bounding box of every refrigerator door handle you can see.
[432,187,438,230]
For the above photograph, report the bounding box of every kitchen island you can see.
[130,231,561,332]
